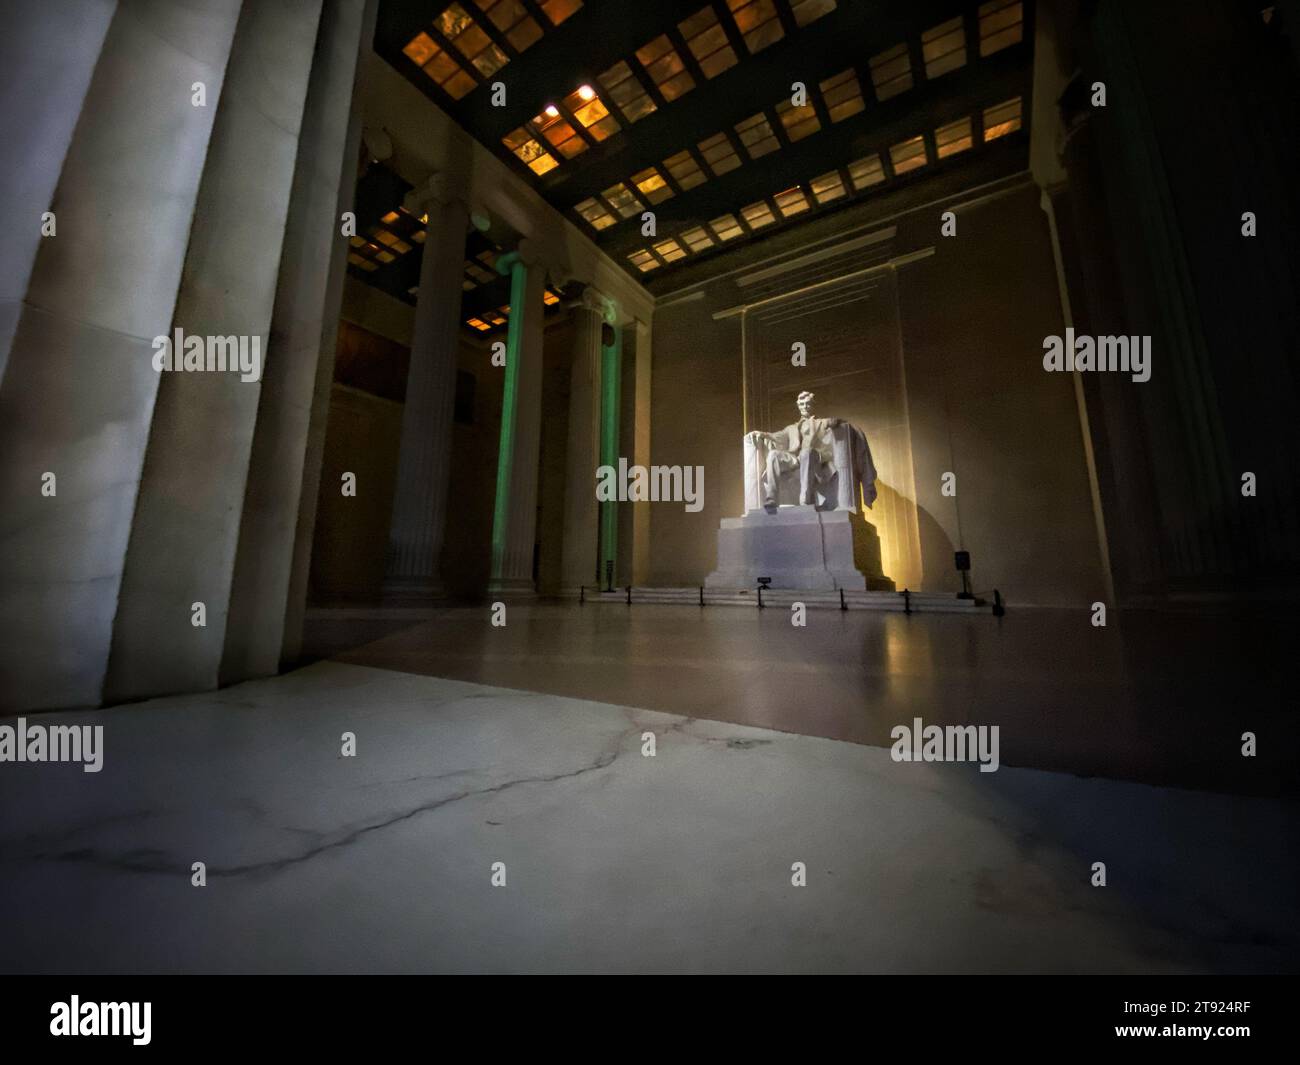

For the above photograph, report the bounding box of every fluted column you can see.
[560,287,613,590]
[105,0,324,702]
[220,0,372,684]
[488,241,547,596]
[0,0,115,384]
[384,174,471,600]
[631,317,653,585]
[0,0,242,712]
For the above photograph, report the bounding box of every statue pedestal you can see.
[706,505,895,591]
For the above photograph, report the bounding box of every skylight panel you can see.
[819,69,864,123]
[698,132,741,176]
[601,183,643,218]
[575,197,617,230]
[478,0,543,53]
[598,61,657,124]
[562,85,620,141]
[636,36,695,102]
[726,0,785,54]
[653,238,687,263]
[503,126,559,175]
[979,0,1023,56]
[631,167,674,205]
[680,6,738,79]
[790,0,836,26]
[532,106,588,159]
[922,17,967,79]
[663,150,708,190]
[734,112,779,159]
[809,170,846,203]
[889,135,927,174]
[539,0,583,27]
[846,154,885,190]
[869,43,912,101]
[681,226,715,252]
[708,214,744,241]
[776,98,820,142]
[935,116,973,157]
[628,249,660,273]
[773,186,810,217]
[402,31,476,99]
[741,200,776,229]
[982,96,1022,140]
[437,3,510,79]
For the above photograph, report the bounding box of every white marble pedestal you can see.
[706,505,894,591]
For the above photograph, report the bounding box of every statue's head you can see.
[796,391,815,417]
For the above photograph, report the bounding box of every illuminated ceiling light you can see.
[577,84,595,101]
[545,104,560,117]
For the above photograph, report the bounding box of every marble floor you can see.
[1,661,1296,973]
[312,602,1299,794]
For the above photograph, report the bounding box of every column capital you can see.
[578,285,618,324]
[402,171,469,217]
[495,236,549,277]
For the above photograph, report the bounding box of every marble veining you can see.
[0,662,1296,973]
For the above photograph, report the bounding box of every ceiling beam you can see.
[377,0,713,136]
[539,0,962,208]
[598,53,1030,261]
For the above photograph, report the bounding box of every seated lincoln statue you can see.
[745,390,878,511]
[707,390,893,591]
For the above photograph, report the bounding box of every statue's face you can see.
[797,394,814,417]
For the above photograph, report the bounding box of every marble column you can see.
[488,243,548,597]
[631,317,654,586]
[0,0,241,712]
[0,0,116,385]
[598,318,623,587]
[560,287,613,590]
[1030,0,1114,606]
[105,0,324,702]
[383,176,471,600]
[220,0,372,684]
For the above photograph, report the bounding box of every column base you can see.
[487,577,537,599]
[382,575,447,604]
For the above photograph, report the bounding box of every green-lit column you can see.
[488,246,547,595]
[598,318,622,587]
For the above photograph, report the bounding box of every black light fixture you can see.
[954,550,974,600]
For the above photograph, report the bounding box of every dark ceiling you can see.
[359,0,1034,327]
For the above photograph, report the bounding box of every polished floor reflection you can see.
[308,602,1299,794]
